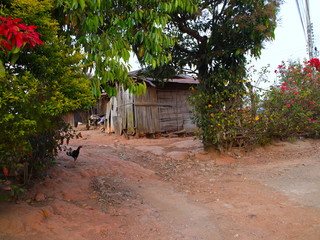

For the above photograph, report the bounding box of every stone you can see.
[35,193,46,202]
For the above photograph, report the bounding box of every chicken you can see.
[66,146,82,161]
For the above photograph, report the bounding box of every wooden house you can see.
[62,110,89,128]
[63,93,108,128]
[104,71,199,136]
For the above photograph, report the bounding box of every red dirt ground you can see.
[1,130,320,240]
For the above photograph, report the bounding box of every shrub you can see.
[0,12,94,199]
[189,69,261,151]
[262,60,320,139]
[189,59,320,152]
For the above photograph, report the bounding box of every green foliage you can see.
[163,0,282,150]
[261,60,320,140]
[189,68,261,151]
[0,183,25,201]
[163,0,281,81]
[53,0,197,97]
[134,1,282,150]
[190,59,320,151]
[0,0,95,197]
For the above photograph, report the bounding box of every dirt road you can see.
[1,130,320,240]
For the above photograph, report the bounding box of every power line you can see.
[296,0,307,40]
[295,0,318,58]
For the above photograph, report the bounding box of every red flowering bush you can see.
[188,59,320,151]
[307,58,320,71]
[189,60,320,151]
[0,16,43,53]
[0,16,43,76]
[262,60,320,139]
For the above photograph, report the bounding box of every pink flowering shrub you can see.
[189,59,320,151]
[262,59,320,139]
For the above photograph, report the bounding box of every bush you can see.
[261,60,320,139]
[0,11,95,199]
[189,59,320,152]
[189,69,261,151]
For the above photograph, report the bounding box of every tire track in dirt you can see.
[135,181,222,240]
[85,144,223,240]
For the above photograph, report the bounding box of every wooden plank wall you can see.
[105,97,117,133]
[157,89,178,132]
[124,89,135,135]
[111,83,196,135]
[117,86,135,135]
[97,96,108,116]
[134,87,160,134]
[157,84,196,132]
[62,112,75,127]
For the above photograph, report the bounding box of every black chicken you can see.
[66,146,82,161]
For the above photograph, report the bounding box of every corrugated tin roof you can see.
[128,70,199,85]
[166,78,198,84]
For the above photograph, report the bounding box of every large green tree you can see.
[165,0,281,81]
[141,0,282,149]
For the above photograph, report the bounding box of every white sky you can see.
[251,0,320,87]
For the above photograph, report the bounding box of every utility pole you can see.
[306,0,314,58]
[296,0,318,58]
[305,0,318,58]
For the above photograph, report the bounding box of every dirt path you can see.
[135,180,222,240]
[1,130,320,239]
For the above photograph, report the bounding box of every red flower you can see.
[286,104,291,107]
[278,64,284,69]
[309,101,314,105]
[291,101,295,103]
[280,86,288,92]
[0,16,43,52]
[2,167,9,176]
[303,67,313,73]
[308,58,320,68]
[282,82,288,86]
